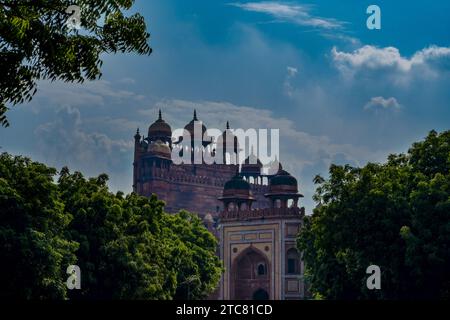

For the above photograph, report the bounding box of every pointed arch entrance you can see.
[231,247,270,300]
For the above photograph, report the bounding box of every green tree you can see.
[58,167,222,300]
[0,153,222,299]
[0,0,151,127]
[164,211,223,300]
[298,130,450,299]
[58,169,177,299]
[0,153,78,299]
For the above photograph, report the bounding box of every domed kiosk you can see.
[218,172,255,212]
[265,164,303,209]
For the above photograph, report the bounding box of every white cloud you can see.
[229,1,344,29]
[364,97,401,111]
[287,66,298,77]
[332,45,450,73]
[35,106,132,176]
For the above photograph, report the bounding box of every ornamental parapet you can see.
[219,206,305,222]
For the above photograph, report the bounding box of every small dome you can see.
[184,110,207,138]
[268,166,298,194]
[148,110,172,139]
[148,139,171,159]
[270,170,297,186]
[224,174,250,191]
[220,173,254,200]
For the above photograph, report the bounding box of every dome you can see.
[267,165,299,194]
[148,110,172,139]
[184,110,207,139]
[224,174,250,191]
[220,173,254,200]
[148,139,171,159]
[270,170,297,186]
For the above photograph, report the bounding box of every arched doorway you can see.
[252,288,269,300]
[232,248,270,299]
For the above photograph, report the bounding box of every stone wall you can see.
[134,161,270,217]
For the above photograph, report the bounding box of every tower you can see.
[133,110,172,198]
[132,110,307,300]
[218,166,306,300]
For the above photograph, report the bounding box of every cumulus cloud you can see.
[229,1,344,29]
[35,105,132,179]
[332,45,450,73]
[364,97,402,111]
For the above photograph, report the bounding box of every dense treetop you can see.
[0,153,221,299]
[298,130,450,299]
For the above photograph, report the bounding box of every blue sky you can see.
[1,0,450,212]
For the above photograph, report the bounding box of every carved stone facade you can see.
[133,110,307,300]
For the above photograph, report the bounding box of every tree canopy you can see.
[0,153,222,299]
[0,0,151,127]
[298,130,450,299]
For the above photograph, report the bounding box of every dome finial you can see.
[226,121,230,129]
[193,109,198,121]
[158,109,162,120]
[134,127,141,139]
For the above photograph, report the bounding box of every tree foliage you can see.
[0,154,78,299]
[0,153,222,299]
[298,130,450,299]
[0,0,152,127]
